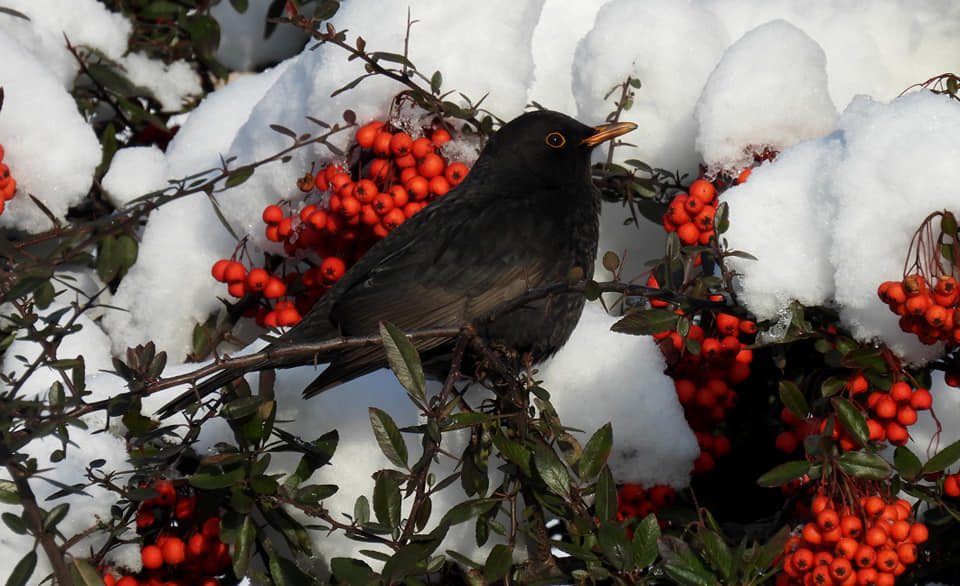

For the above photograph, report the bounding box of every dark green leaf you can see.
[922,439,960,475]
[42,503,69,530]
[354,495,370,525]
[832,397,869,447]
[372,470,402,529]
[594,466,617,522]
[190,467,244,489]
[483,544,512,583]
[229,0,249,12]
[379,321,426,403]
[295,484,338,504]
[894,446,923,480]
[0,480,18,504]
[584,279,602,301]
[836,451,892,480]
[699,528,734,581]
[779,380,809,420]
[34,280,54,309]
[660,535,716,586]
[2,512,26,534]
[840,347,886,371]
[578,422,612,480]
[754,525,791,571]
[330,557,376,586]
[224,165,255,188]
[369,407,408,468]
[821,375,847,398]
[611,308,680,335]
[598,520,632,571]
[942,211,958,236]
[492,431,531,477]
[7,550,37,586]
[141,1,182,19]
[430,70,442,94]
[633,513,660,568]
[757,460,811,487]
[441,498,497,526]
[381,524,448,580]
[533,441,570,499]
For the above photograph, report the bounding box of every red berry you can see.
[162,537,186,565]
[141,544,164,569]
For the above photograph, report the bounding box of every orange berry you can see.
[162,537,186,565]
[367,158,392,180]
[909,388,932,410]
[389,132,413,156]
[429,175,451,197]
[188,533,208,556]
[202,517,220,538]
[854,544,877,569]
[411,136,433,159]
[320,256,346,282]
[830,557,854,581]
[355,121,383,148]
[388,184,409,207]
[888,519,911,542]
[689,179,716,204]
[683,194,704,215]
[739,320,758,335]
[864,526,887,547]
[340,195,361,218]
[792,547,815,572]
[873,396,897,419]
[382,208,406,230]
[445,162,469,186]
[715,312,740,335]
[736,167,751,183]
[141,544,164,569]
[354,179,378,204]
[262,204,284,224]
[263,276,286,299]
[884,421,908,445]
[116,577,137,586]
[944,474,960,497]
[905,293,932,316]
[372,130,393,156]
[802,522,824,545]
[811,565,834,584]
[888,382,912,403]
[211,259,232,282]
[908,522,928,544]
[223,261,246,284]
[675,379,696,404]
[405,175,430,200]
[431,127,451,146]
[875,548,897,572]
[403,201,424,218]
[817,508,841,531]
[329,172,352,192]
[835,537,859,560]
[895,405,917,426]
[677,221,700,244]
[394,153,417,168]
[417,153,445,178]
[648,484,675,507]
[840,515,863,539]
[895,542,917,565]
[244,268,270,293]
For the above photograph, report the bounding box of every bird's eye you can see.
[545,132,566,148]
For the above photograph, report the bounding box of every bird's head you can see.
[476,110,637,189]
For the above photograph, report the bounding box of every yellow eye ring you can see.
[545,132,566,148]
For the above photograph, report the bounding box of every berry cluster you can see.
[0,144,17,215]
[662,179,718,245]
[648,287,757,474]
[210,119,470,329]
[100,479,230,586]
[878,274,960,346]
[779,492,928,586]
[616,483,675,534]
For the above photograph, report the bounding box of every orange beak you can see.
[580,121,638,147]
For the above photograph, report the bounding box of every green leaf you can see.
[6,550,37,586]
[757,460,811,487]
[42,503,69,530]
[483,544,512,583]
[224,165,255,188]
[71,558,107,586]
[594,466,618,522]
[354,495,370,525]
[492,431,531,477]
[922,439,960,475]
[379,321,426,403]
[611,308,680,335]
[894,446,923,480]
[836,451,892,480]
[368,407,408,468]
[840,347,887,371]
[578,423,612,480]
[598,520,632,571]
[754,525,792,572]
[372,470,402,529]
[370,51,414,67]
[778,380,809,420]
[832,397,869,447]
[233,514,256,577]
[2,512,26,534]
[633,513,661,568]
[440,498,497,526]
[0,480,19,504]
[942,211,958,236]
[699,528,734,581]
[229,0,249,12]
[330,557,377,586]
[821,375,847,398]
[533,441,570,499]
[295,484,338,504]
[189,467,244,489]
[660,535,717,586]
[429,70,443,94]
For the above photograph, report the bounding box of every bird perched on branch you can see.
[157,110,635,417]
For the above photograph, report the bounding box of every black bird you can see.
[158,110,635,416]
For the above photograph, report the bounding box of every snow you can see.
[4,0,960,581]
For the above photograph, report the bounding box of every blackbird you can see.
[158,110,635,417]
